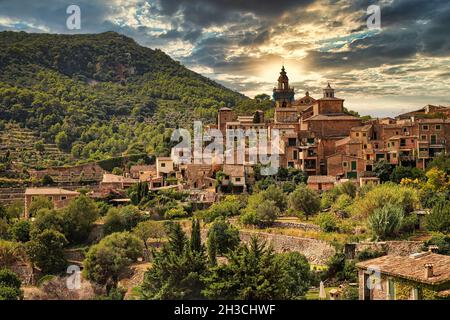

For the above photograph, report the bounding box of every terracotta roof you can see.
[223,165,245,177]
[335,137,361,147]
[351,124,372,131]
[25,188,79,196]
[307,175,336,184]
[102,174,138,184]
[130,165,155,173]
[305,114,360,121]
[356,252,450,285]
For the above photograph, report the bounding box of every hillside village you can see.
[1,67,450,301]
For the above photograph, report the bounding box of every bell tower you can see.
[273,66,294,108]
[273,66,297,124]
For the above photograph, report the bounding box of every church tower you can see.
[273,66,297,124]
[323,82,335,98]
[273,66,295,108]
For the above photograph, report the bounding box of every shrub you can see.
[332,194,353,214]
[423,233,450,255]
[260,185,287,213]
[367,204,404,240]
[316,212,338,232]
[355,248,386,262]
[103,206,144,235]
[426,200,450,233]
[337,181,357,198]
[350,183,419,219]
[8,220,31,242]
[240,197,279,227]
[164,206,189,219]
[28,196,53,218]
[0,268,23,300]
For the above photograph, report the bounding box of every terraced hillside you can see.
[0,122,72,168]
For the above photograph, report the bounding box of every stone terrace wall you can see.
[345,241,424,259]
[239,230,335,265]
[271,221,320,232]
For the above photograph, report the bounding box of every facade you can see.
[356,252,450,300]
[24,187,79,218]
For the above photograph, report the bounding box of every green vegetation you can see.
[0,268,23,300]
[0,31,246,166]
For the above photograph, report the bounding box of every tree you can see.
[207,218,240,256]
[261,185,287,212]
[288,184,321,219]
[337,181,357,198]
[316,212,338,232]
[62,195,99,243]
[55,131,70,151]
[423,234,450,255]
[84,232,142,287]
[373,160,393,182]
[426,200,450,233]
[8,220,31,242]
[26,230,68,274]
[0,268,23,300]
[190,219,202,253]
[275,252,311,299]
[31,208,66,238]
[390,166,424,184]
[4,201,24,220]
[240,195,279,227]
[112,167,123,175]
[367,204,404,240]
[103,206,143,235]
[202,237,286,299]
[141,223,207,299]
[132,220,165,250]
[41,174,54,186]
[28,196,53,218]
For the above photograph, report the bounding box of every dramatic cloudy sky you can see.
[0,0,449,117]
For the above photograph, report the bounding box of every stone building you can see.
[24,187,79,218]
[356,251,450,300]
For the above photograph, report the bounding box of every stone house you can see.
[356,251,450,300]
[24,187,79,218]
[307,175,336,192]
[100,173,138,190]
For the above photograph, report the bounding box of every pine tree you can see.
[190,219,202,253]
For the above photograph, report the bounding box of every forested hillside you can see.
[0,31,263,165]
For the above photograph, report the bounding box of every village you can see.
[1,67,450,301]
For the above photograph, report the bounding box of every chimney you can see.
[424,263,434,279]
[428,245,439,253]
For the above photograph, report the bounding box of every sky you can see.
[0,0,449,117]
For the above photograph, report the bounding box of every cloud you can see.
[0,0,449,116]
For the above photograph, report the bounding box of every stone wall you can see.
[271,221,321,232]
[239,230,335,265]
[345,241,424,259]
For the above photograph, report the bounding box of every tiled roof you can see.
[307,175,336,184]
[356,252,450,285]
[25,188,79,196]
[223,165,245,177]
[305,114,360,121]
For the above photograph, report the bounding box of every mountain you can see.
[0,31,248,167]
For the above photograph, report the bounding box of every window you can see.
[421,135,427,141]
[363,133,367,137]
[61,196,67,201]
[364,144,367,149]
[388,278,396,300]
[343,161,348,167]
[393,153,397,158]
[351,161,357,171]
[161,163,166,167]
[400,139,406,147]
[436,125,441,130]
[288,138,296,146]
[422,125,429,131]
[293,150,298,160]
[412,288,419,300]
[235,177,241,182]
[356,132,360,137]
[366,155,370,160]
[431,135,437,144]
